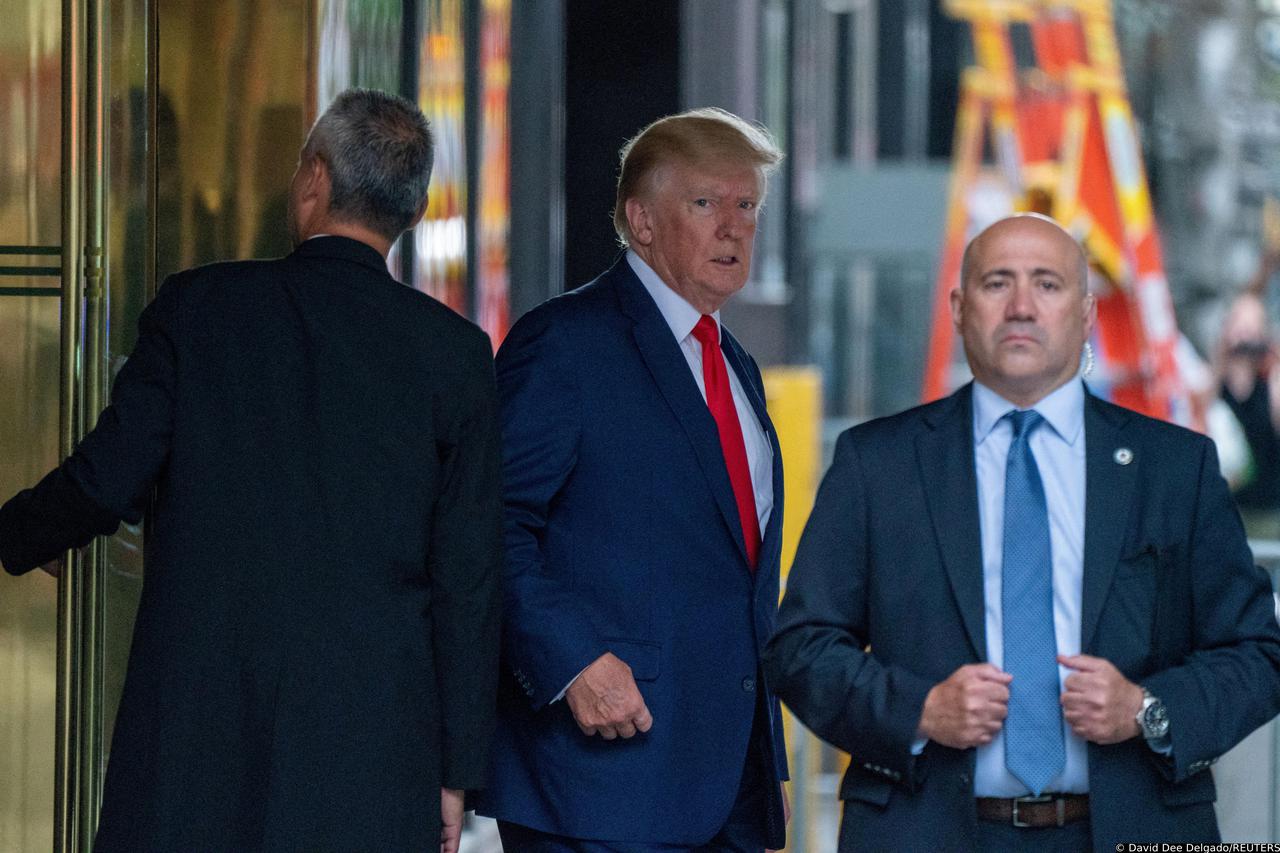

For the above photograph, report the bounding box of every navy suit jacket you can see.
[475,258,788,845]
[765,383,1280,852]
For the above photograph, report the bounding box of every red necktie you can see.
[692,315,760,570]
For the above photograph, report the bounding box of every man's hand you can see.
[440,788,464,853]
[917,663,1012,749]
[565,652,653,740]
[1059,654,1143,744]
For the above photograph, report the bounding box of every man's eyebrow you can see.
[980,266,1065,280]
[685,184,757,197]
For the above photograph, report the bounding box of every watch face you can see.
[1143,700,1170,738]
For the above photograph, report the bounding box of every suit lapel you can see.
[917,386,987,661]
[722,333,784,582]
[613,262,752,568]
[1080,392,1138,652]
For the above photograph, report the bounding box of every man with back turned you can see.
[766,214,1280,851]
[0,88,503,852]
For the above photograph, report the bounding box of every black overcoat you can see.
[0,236,503,851]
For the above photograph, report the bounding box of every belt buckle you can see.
[1011,794,1055,828]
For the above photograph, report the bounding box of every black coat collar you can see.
[290,236,389,274]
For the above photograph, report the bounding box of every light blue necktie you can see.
[1001,409,1066,795]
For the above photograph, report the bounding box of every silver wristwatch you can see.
[1135,688,1170,740]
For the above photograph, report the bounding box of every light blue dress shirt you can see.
[971,378,1089,796]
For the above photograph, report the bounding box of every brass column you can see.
[58,0,110,847]
[79,0,109,843]
[57,0,86,847]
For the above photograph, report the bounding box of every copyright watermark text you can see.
[1116,845,1280,852]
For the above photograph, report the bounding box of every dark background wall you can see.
[509,0,566,318]
[563,0,681,290]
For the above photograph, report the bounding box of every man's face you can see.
[626,159,762,314]
[951,216,1096,406]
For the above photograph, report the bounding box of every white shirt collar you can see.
[972,376,1085,447]
[627,250,720,343]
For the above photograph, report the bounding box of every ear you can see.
[625,196,654,247]
[1082,291,1098,337]
[949,286,964,330]
[301,154,329,201]
[410,193,429,230]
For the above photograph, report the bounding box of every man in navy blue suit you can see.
[765,214,1280,851]
[475,109,789,851]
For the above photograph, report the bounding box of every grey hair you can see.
[302,88,434,241]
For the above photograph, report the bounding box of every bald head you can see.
[950,213,1097,408]
[961,214,1088,292]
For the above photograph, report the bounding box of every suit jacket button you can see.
[742,677,756,692]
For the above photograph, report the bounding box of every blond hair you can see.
[612,108,783,246]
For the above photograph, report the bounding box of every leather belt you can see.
[975,794,1089,828]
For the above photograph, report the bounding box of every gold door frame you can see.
[57,0,82,847]
[48,0,156,848]
[57,0,97,846]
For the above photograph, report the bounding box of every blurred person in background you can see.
[476,108,790,852]
[1216,252,1280,538]
[767,214,1280,852]
[0,88,503,853]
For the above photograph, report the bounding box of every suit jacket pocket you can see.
[603,637,661,681]
[839,768,893,808]
[1160,769,1217,808]
[1108,546,1160,671]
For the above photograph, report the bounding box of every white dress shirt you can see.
[626,251,774,532]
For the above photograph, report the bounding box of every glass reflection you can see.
[103,0,154,758]
[475,0,511,344]
[415,0,468,311]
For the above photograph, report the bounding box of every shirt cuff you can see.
[552,665,590,703]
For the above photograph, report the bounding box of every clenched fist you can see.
[566,652,654,740]
[1059,654,1143,744]
[917,663,1012,749]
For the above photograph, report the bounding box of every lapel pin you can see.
[1114,447,1133,465]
